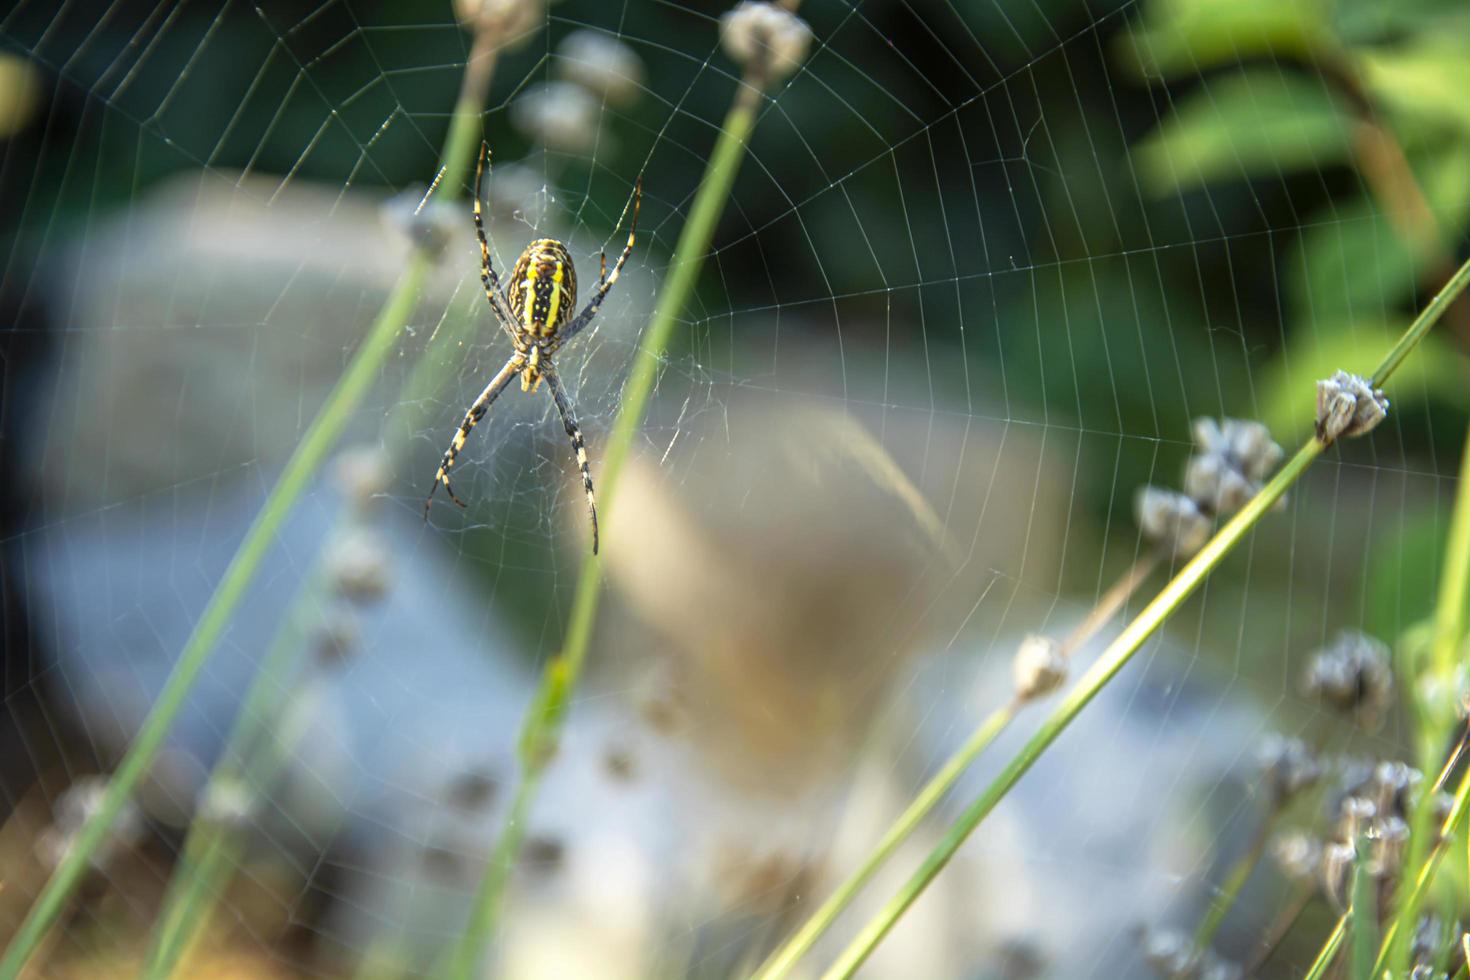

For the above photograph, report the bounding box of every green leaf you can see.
[1116,0,1335,80]
[1289,139,1470,318]
[1257,320,1470,442]
[1133,71,1354,195]
[1363,38,1470,138]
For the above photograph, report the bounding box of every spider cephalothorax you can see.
[423,143,641,555]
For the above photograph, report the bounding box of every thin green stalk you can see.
[1193,806,1278,951]
[1349,841,1378,980]
[1244,884,1313,976]
[1304,914,1349,980]
[140,575,328,977]
[1371,716,1470,976]
[754,555,1159,980]
[442,77,766,980]
[0,35,499,980]
[817,441,1321,980]
[814,254,1470,979]
[141,288,483,978]
[1385,420,1470,977]
[2,254,429,980]
[751,700,1021,980]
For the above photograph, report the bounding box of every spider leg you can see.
[557,176,641,349]
[542,364,599,554]
[472,142,521,341]
[425,352,526,517]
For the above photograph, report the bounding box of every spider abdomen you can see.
[509,238,578,340]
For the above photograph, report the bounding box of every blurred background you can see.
[2,0,1469,976]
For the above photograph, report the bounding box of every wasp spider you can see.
[424,143,640,554]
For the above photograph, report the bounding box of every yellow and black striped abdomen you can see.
[508,238,577,340]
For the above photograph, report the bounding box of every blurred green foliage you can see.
[5,0,1469,646]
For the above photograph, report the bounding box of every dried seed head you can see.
[603,744,637,782]
[1012,634,1067,701]
[720,1,813,85]
[1185,418,1285,515]
[454,0,544,47]
[325,532,392,604]
[1256,734,1321,805]
[445,767,498,810]
[1367,814,1409,878]
[422,839,470,880]
[1183,452,1254,516]
[334,445,392,507]
[1197,960,1243,980]
[1302,630,1394,725]
[511,81,602,154]
[1136,486,1212,558]
[1192,417,1284,484]
[1139,927,1240,980]
[1270,831,1322,882]
[380,189,459,258]
[1316,370,1389,445]
[314,610,359,667]
[197,776,256,830]
[1371,760,1422,818]
[556,30,645,106]
[37,776,143,872]
[1139,928,1196,979]
[1321,840,1357,911]
[523,834,566,875]
[1412,914,1447,968]
[1429,790,1455,831]
[1337,795,1378,842]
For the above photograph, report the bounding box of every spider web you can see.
[0,0,1463,977]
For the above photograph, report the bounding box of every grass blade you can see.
[813,254,1470,978]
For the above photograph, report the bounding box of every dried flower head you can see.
[556,30,645,106]
[1136,486,1212,558]
[1184,417,1284,515]
[1321,840,1357,911]
[1139,928,1196,979]
[314,610,359,667]
[1012,634,1066,701]
[325,531,392,604]
[511,81,602,154]
[380,188,459,258]
[1302,630,1394,725]
[36,775,143,872]
[1270,831,1322,883]
[1140,927,1241,980]
[1337,795,1378,842]
[1256,734,1320,806]
[334,445,392,507]
[1316,370,1389,445]
[1412,914,1448,969]
[454,0,544,47]
[1371,760,1422,818]
[197,776,256,830]
[1367,814,1409,877]
[445,767,498,810]
[720,1,813,85]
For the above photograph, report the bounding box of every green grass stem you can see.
[1384,419,1470,977]
[441,80,765,980]
[751,700,1020,980]
[811,254,1470,979]
[1303,914,1348,980]
[0,35,499,980]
